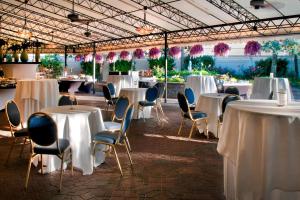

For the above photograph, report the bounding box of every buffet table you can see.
[38,105,106,175]
[218,100,300,200]
[14,79,60,121]
[185,75,217,102]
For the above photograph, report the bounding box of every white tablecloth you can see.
[195,93,228,137]
[250,77,292,100]
[185,75,217,102]
[119,88,150,119]
[14,79,60,121]
[217,100,300,200]
[0,88,16,110]
[38,105,106,175]
[107,75,138,96]
[224,82,252,98]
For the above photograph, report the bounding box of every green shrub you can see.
[40,54,64,78]
[81,61,101,80]
[109,60,132,72]
[255,57,288,77]
[148,56,175,71]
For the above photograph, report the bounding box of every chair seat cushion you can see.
[14,128,29,137]
[93,131,119,144]
[138,101,155,107]
[104,121,121,131]
[34,139,70,155]
[184,112,207,120]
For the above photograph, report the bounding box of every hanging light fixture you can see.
[17,0,33,39]
[47,31,57,49]
[136,6,154,35]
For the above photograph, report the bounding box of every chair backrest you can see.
[27,112,58,147]
[222,95,241,114]
[58,95,77,106]
[119,104,134,142]
[103,85,112,101]
[114,96,129,120]
[107,82,116,96]
[5,100,21,128]
[184,88,195,104]
[177,92,190,115]
[154,82,165,99]
[145,87,158,102]
[216,83,225,93]
[225,86,240,95]
[268,91,273,100]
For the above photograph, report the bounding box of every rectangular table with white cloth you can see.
[37,105,106,175]
[217,100,300,200]
[14,79,60,121]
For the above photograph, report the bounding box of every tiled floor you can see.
[0,99,224,200]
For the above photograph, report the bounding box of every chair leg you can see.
[177,118,184,136]
[158,103,166,119]
[137,105,140,119]
[70,149,73,176]
[41,154,44,174]
[19,137,27,158]
[125,136,132,152]
[5,138,16,165]
[25,155,32,191]
[141,107,145,122]
[205,119,209,139]
[189,121,196,139]
[112,146,123,176]
[59,153,65,192]
[124,142,133,165]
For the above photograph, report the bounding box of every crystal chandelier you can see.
[136,6,154,35]
[17,1,32,39]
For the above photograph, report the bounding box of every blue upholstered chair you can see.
[107,82,116,97]
[103,85,118,110]
[177,92,208,139]
[224,86,240,95]
[138,86,159,122]
[184,88,196,110]
[5,100,29,164]
[25,112,73,191]
[58,95,77,106]
[93,104,134,176]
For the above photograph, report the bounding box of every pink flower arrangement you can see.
[214,42,230,56]
[149,47,161,59]
[190,44,204,57]
[95,53,104,64]
[244,41,261,56]
[169,46,181,58]
[120,50,132,61]
[75,54,84,62]
[84,54,93,62]
[133,48,145,59]
[106,52,117,63]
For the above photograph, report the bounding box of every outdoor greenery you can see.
[40,54,64,78]
[81,61,101,80]
[109,60,132,72]
[183,55,215,70]
[148,56,175,71]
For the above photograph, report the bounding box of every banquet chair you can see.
[138,86,159,122]
[107,82,116,97]
[216,83,225,93]
[177,92,208,139]
[58,95,78,106]
[217,94,241,137]
[224,86,240,95]
[184,88,196,110]
[103,85,118,110]
[93,104,134,176]
[268,91,274,100]
[25,112,73,192]
[154,82,167,119]
[5,100,30,165]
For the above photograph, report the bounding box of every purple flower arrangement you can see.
[190,44,204,57]
[84,54,93,62]
[149,47,161,59]
[133,48,145,59]
[120,50,131,61]
[244,41,261,56]
[214,42,230,56]
[75,54,84,62]
[168,46,181,58]
[107,52,117,63]
[95,54,103,64]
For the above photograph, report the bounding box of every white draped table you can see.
[195,93,228,138]
[107,74,139,96]
[14,79,60,121]
[185,75,217,102]
[38,105,106,175]
[119,88,150,119]
[217,100,300,200]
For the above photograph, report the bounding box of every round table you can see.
[195,93,228,138]
[185,75,217,102]
[37,105,106,175]
[217,100,300,200]
[14,79,60,121]
[119,88,151,119]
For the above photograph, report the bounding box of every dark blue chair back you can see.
[28,112,57,147]
[216,83,225,93]
[222,95,241,113]
[154,82,165,98]
[184,88,195,104]
[107,83,116,96]
[103,85,112,101]
[6,100,21,127]
[145,87,158,102]
[58,95,77,106]
[120,104,134,142]
[225,86,239,95]
[114,96,129,120]
[177,92,189,114]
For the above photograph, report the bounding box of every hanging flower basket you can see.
[149,47,161,59]
[84,54,93,62]
[244,41,261,56]
[190,44,204,58]
[107,52,117,63]
[95,53,104,64]
[214,42,230,56]
[120,50,132,61]
[169,46,181,59]
[133,48,145,59]
[75,54,84,62]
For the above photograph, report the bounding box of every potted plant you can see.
[214,42,230,56]
[20,40,31,63]
[8,44,21,63]
[32,40,42,62]
[0,39,7,63]
[169,46,181,59]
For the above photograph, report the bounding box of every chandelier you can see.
[17,1,33,39]
[136,6,154,35]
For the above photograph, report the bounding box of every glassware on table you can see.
[277,89,287,106]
